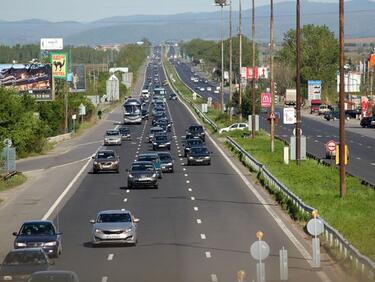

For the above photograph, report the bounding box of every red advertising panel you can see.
[261,93,271,108]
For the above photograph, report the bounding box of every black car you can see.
[13,221,62,258]
[154,118,172,132]
[92,150,120,174]
[186,125,205,141]
[169,93,177,100]
[118,126,131,140]
[158,152,174,173]
[184,138,203,157]
[0,248,52,281]
[141,109,149,120]
[324,110,339,121]
[127,161,158,189]
[187,147,211,165]
[153,134,171,150]
[360,116,375,128]
[152,114,167,126]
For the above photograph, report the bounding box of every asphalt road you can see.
[45,49,344,282]
[171,54,375,187]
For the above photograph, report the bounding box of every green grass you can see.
[227,130,375,262]
[0,173,27,193]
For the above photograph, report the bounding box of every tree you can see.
[277,24,339,100]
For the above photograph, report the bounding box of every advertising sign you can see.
[240,67,259,80]
[0,64,53,101]
[69,64,86,92]
[40,38,63,50]
[308,80,322,100]
[337,72,361,93]
[258,67,268,79]
[361,96,372,118]
[261,93,271,108]
[283,107,296,124]
[50,52,68,79]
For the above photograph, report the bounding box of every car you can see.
[104,130,122,146]
[318,105,330,115]
[214,89,220,94]
[137,153,162,178]
[360,116,375,128]
[28,271,79,282]
[12,221,62,258]
[148,126,166,143]
[324,110,339,121]
[187,147,211,166]
[153,134,171,150]
[127,161,158,189]
[199,87,205,91]
[186,124,205,141]
[90,209,139,245]
[141,109,149,120]
[184,138,204,157]
[154,118,172,132]
[0,248,52,282]
[118,126,131,140]
[219,123,249,134]
[157,152,174,173]
[169,93,177,100]
[92,150,120,174]
[206,87,212,92]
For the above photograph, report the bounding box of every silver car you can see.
[104,130,122,146]
[90,210,139,245]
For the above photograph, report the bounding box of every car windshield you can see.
[187,139,202,146]
[119,127,130,133]
[155,136,168,141]
[3,251,47,265]
[138,155,158,162]
[132,164,155,171]
[191,147,209,154]
[159,154,172,161]
[106,131,120,136]
[97,151,115,159]
[19,222,55,236]
[97,213,131,223]
[151,128,163,133]
[189,126,203,133]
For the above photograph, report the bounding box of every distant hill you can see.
[0,0,374,45]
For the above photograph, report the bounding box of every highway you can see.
[35,48,347,282]
[171,55,375,187]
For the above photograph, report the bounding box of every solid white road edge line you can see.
[175,69,331,282]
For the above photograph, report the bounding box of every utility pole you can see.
[339,0,346,197]
[239,0,243,122]
[229,0,233,103]
[270,0,275,152]
[221,5,225,112]
[251,0,256,139]
[295,0,301,165]
[64,82,68,133]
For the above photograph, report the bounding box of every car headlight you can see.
[153,143,158,145]
[93,161,98,165]
[113,161,119,165]
[95,229,103,233]
[125,227,133,232]
[128,174,134,178]
[15,242,26,247]
[104,138,109,142]
[205,156,210,159]
[44,241,57,246]
[152,173,157,178]
[188,157,194,160]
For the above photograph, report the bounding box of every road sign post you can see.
[306,210,324,268]
[250,231,270,282]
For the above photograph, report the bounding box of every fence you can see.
[1,147,16,177]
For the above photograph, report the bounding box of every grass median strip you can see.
[226,130,375,262]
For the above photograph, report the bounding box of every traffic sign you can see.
[250,240,270,261]
[307,218,324,236]
[283,107,296,125]
[326,140,336,152]
[269,112,276,119]
[292,128,303,136]
[3,138,12,148]
[79,103,86,116]
[261,93,271,108]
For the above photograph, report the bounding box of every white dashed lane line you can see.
[124,198,128,202]
[188,188,192,192]
[205,251,212,258]
[183,168,186,171]
[196,219,202,224]
[184,174,188,177]
[194,207,199,211]
[200,234,206,240]
[107,254,114,261]
[371,163,375,166]
[101,276,108,282]
[186,180,190,184]
[126,190,130,193]
[211,274,218,282]
[191,196,195,201]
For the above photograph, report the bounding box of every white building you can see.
[106,74,119,101]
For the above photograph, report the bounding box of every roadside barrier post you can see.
[250,231,270,282]
[307,210,324,268]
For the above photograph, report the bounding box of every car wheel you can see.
[93,169,98,174]
[154,184,158,189]
[168,145,171,150]
[128,183,132,189]
[207,161,211,166]
[187,160,191,166]
[116,169,120,174]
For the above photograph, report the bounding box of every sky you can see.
[0,0,345,22]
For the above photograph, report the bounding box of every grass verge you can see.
[0,173,27,193]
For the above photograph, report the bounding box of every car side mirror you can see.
[89,219,95,224]
[12,232,18,236]
[134,218,140,223]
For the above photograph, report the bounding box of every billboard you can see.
[50,52,68,79]
[68,64,86,93]
[337,72,361,93]
[308,80,322,100]
[261,93,271,108]
[240,67,259,80]
[40,38,63,50]
[0,64,53,101]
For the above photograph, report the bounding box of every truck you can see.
[310,99,322,114]
[285,89,296,106]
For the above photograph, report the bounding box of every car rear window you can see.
[4,251,47,265]
[97,151,115,159]
[97,213,131,223]
[19,222,55,236]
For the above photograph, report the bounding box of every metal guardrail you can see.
[226,136,375,279]
[164,56,375,279]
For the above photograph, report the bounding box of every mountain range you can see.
[0,0,374,46]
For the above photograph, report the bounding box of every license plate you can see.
[106,235,121,239]
[196,159,203,162]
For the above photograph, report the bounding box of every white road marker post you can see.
[250,231,270,282]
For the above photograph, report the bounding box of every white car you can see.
[207,87,212,92]
[219,123,249,134]
[199,87,205,91]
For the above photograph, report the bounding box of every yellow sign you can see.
[335,144,348,165]
[50,52,68,79]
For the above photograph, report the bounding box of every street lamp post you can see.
[239,0,243,122]
[229,1,233,103]
[295,0,301,164]
[251,0,256,139]
[270,0,275,152]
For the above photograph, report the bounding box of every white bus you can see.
[123,98,142,124]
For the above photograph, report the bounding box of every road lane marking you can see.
[184,174,188,177]
[183,168,186,171]
[205,251,211,258]
[211,274,218,282]
[371,163,375,166]
[107,254,114,261]
[180,158,183,161]
[201,234,206,240]
[126,190,130,193]
[356,157,361,160]
[124,198,128,202]
[194,207,199,211]
[101,277,108,282]
[186,180,190,184]
[358,143,362,146]
[191,196,195,200]
[196,219,202,224]
[188,188,193,192]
